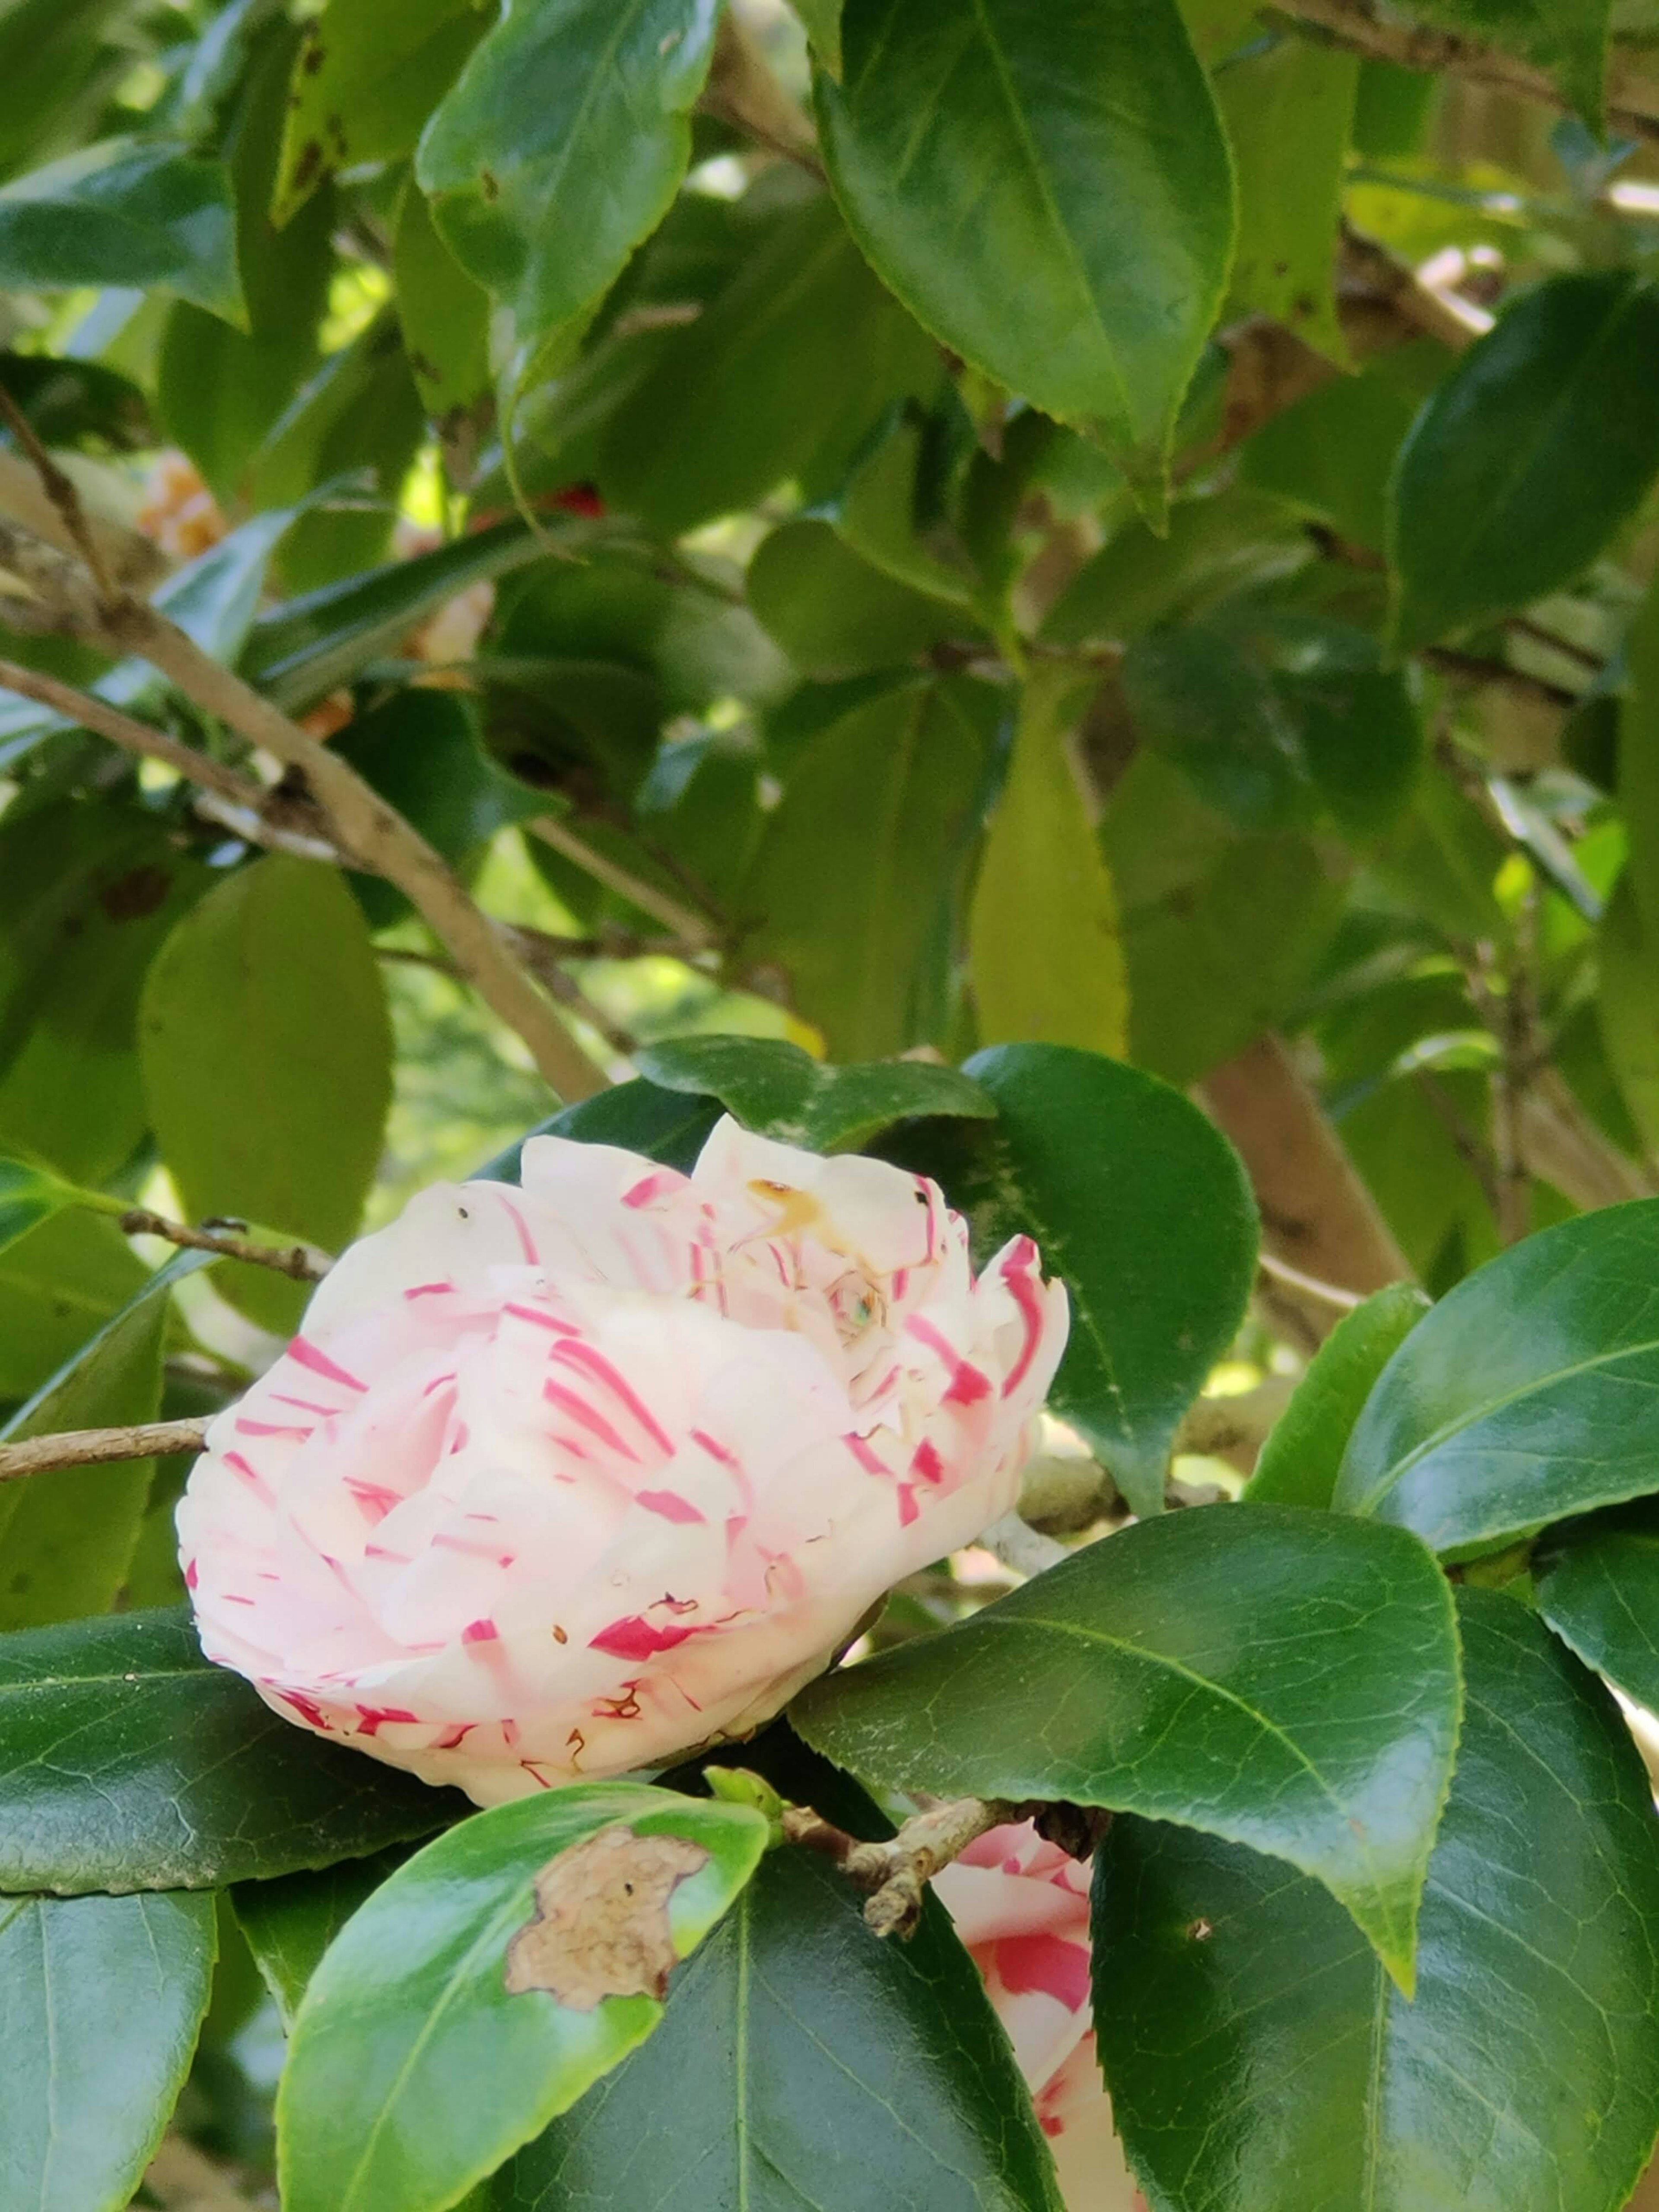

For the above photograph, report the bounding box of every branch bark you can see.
[118,1208,334,1281]
[782,1794,1024,1938]
[0,1418,210,1482]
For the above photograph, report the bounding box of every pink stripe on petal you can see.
[550,1340,674,1455]
[636,1488,705,1525]
[999,1239,1047,1398]
[422,1373,458,1398]
[543,1379,636,1459]
[433,1723,475,1750]
[404,1280,455,1300]
[994,1932,1091,2014]
[845,1434,887,1476]
[907,1316,993,1405]
[271,1393,337,1415]
[493,1193,540,1264]
[622,1170,686,1209]
[897,1484,920,1527]
[911,1437,945,1484]
[183,1559,198,1589]
[503,1301,575,1335]
[235,1418,313,1439]
[692,1429,738,1468]
[288,1338,367,1392]
[590,1615,695,1660]
[222,1451,276,1505]
[461,1618,499,1643]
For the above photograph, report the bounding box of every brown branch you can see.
[1257,1251,1366,1312]
[527,814,717,948]
[782,1794,1023,1938]
[700,10,825,176]
[0,1417,210,1482]
[1276,0,1659,140]
[0,655,264,807]
[0,383,114,601]
[118,1208,333,1281]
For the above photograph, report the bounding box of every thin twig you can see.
[0,1417,211,1482]
[979,1512,1069,1578]
[501,923,641,1057]
[1256,1250,1367,1311]
[527,814,716,948]
[782,1794,1023,1938]
[118,1207,333,1281]
[0,383,114,601]
[0,656,264,807]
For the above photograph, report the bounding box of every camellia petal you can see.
[178,1119,1068,1806]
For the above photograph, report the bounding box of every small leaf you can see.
[969,664,1129,1056]
[139,855,392,1332]
[634,1034,996,1154]
[817,0,1234,503]
[274,0,489,224]
[0,1157,75,1259]
[1334,1198,1659,1552]
[1245,1282,1430,1511]
[1217,31,1358,367]
[416,0,720,375]
[1389,271,1659,652]
[793,1503,1459,1986]
[0,1606,458,1895]
[0,1890,216,2212]
[0,137,242,321]
[276,1783,767,2212]
[1093,1592,1659,2212]
[885,1043,1257,1515]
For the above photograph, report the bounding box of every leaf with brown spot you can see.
[504,1824,710,2009]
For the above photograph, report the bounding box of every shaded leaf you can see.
[746,517,962,678]
[1244,1282,1430,1510]
[0,1157,75,1260]
[0,137,240,319]
[635,1034,996,1153]
[235,1846,415,2031]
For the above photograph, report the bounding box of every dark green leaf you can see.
[1121,619,1311,830]
[1595,879,1659,1159]
[277,1783,768,2212]
[1245,1282,1430,1510]
[1389,271,1659,652]
[0,1890,215,2212]
[0,1251,193,1631]
[1217,32,1357,366]
[274,0,488,222]
[893,1044,1258,1515]
[416,0,720,374]
[0,1605,460,1895]
[1536,1496,1659,1714]
[746,518,962,678]
[1093,1592,1659,2212]
[1238,340,1448,555]
[635,1034,996,1153]
[0,1157,75,1259]
[491,1837,1062,2212]
[970,664,1129,1056]
[817,0,1234,501]
[1041,489,1310,648]
[235,1847,415,2030]
[477,1081,726,1184]
[741,677,992,1059]
[0,137,240,319]
[794,1503,1459,1984]
[600,193,938,540]
[139,856,392,1332]
[1334,1198,1659,1552]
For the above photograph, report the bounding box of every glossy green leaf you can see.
[277,1783,769,2212]
[795,1503,1459,1984]
[601,193,938,540]
[0,1890,216,2212]
[1217,32,1357,367]
[235,1846,414,2030]
[0,1605,460,1895]
[902,1043,1257,1513]
[492,1828,1062,2211]
[834,411,980,610]
[394,176,493,481]
[139,856,392,1331]
[746,518,961,678]
[1389,271,1659,652]
[817,0,1234,502]
[741,677,992,1060]
[0,137,240,318]
[0,1251,191,1631]
[0,1208,147,1403]
[274,0,488,222]
[635,1035,996,1154]
[970,664,1129,1057]
[1405,0,1611,124]
[0,1157,75,1259]
[416,0,719,374]
[1536,1495,1659,1716]
[479,1081,726,1185]
[1121,619,1311,830]
[1093,1592,1659,2212]
[1245,1283,1430,1510]
[1101,752,1346,1086]
[1041,489,1310,648]
[1335,1198,1659,1551]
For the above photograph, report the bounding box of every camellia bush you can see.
[12,1,1659,2209]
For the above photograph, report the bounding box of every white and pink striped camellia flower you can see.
[178,1119,1067,1807]
[934,1823,1145,2212]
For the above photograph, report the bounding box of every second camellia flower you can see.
[178,1119,1068,1804]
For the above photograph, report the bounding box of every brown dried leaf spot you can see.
[503,1824,710,2011]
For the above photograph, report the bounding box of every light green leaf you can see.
[138,856,392,1332]
[1335,1198,1659,1552]
[785,0,843,75]
[274,0,489,223]
[741,677,992,1059]
[0,1209,147,1403]
[747,518,963,677]
[634,1035,996,1152]
[0,137,241,321]
[416,0,720,375]
[1094,1592,1659,2212]
[1389,271,1659,653]
[1245,1282,1430,1510]
[794,1503,1460,1986]
[1597,878,1659,1159]
[0,1157,76,1261]
[969,664,1129,1057]
[394,179,493,482]
[816,0,1235,505]
[1216,31,1357,367]
[277,1783,768,2212]
[0,1890,216,2212]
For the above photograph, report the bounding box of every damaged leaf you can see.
[504,1824,711,2008]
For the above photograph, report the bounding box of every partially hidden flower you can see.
[178,1119,1068,1806]
[934,1822,1144,2212]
